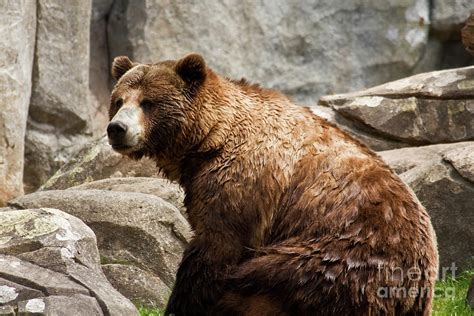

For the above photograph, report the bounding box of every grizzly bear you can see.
[107,53,438,315]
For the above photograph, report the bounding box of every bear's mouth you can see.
[111,144,132,150]
[110,143,135,154]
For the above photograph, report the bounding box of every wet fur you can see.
[109,54,438,316]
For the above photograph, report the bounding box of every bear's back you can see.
[186,79,433,257]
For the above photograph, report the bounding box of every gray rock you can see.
[68,177,185,214]
[379,144,443,174]
[0,255,89,297]
[309,105,407,151]
[443,145,474,182]
[10,190,192,287]
[23,295,103,316]
[320,66,474,146]
[0,208,100,273]
[66,263,138,315]
[0,208,138,315]
[17,295,103,316]
[40,136,160,191]
[103,264,170,308]
[17,298,47,316]
[432,0,473,37]
[24,0,93,192]
[0,1,36,205]
[108,0,429,104]
[379,142,474,271]
[0,278,43,305]
[89,0,115,137]
[0,305,14,316]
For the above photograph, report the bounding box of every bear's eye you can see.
[115,98,123,109]
[140,99,154,110]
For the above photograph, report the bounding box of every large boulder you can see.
[108,0,429,104]
[68,177,185,214]
[0,1,36,206]
[379,142,474,271]
[320,66,474,146]
[0,207,138,315]
[24,0,93,192]
[9,189,192,287]
[40,136,160,191]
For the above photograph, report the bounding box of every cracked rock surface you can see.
[108,0,431,105]
[67,177,185,216]
[309,105,409,151]
[320,66,474,148]
[24,0,93,193]
[380,142,474,270]
[39,136,161,192]
[9,190,192,288]
[102,264,171,308]
[0,208,138,315]
[0,0,36,206]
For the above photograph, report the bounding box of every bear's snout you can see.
[107,121,128,144]
[107,105,145,153]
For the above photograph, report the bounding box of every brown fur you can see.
[108,54,438,316]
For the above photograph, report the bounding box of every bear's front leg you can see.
[165,236,242,316]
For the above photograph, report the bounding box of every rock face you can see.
[108,0,430,104]
[10,190,192,287]
[320,66,474,147]
[24,0,93,193]
[68,177,185,215]
[0,207,138,315]
[40,136,160,191]
[102,264,170,308]
[379,142,474,271]
[432,0,472,37]
[0,1,36,206]
[0,0,468,196]
[18,295,103,316]
[89,0,115,136]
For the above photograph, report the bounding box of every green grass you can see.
[137,270,474,316]
[138,305,164,316]
[433,270,474,316]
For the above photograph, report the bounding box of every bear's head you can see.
[107,53,207,162]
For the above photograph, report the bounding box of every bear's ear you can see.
[111,56,135,81]
[175,53,206,87]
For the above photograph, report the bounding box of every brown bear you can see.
[107,53,438,316]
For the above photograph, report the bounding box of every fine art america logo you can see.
[373,263,459,299]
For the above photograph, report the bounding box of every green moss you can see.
[447,100,466,115]
[0,210,59,241]
[399,98,418,112]
[457,80,474,90]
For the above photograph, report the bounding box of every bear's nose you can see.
[107,121,128,142]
